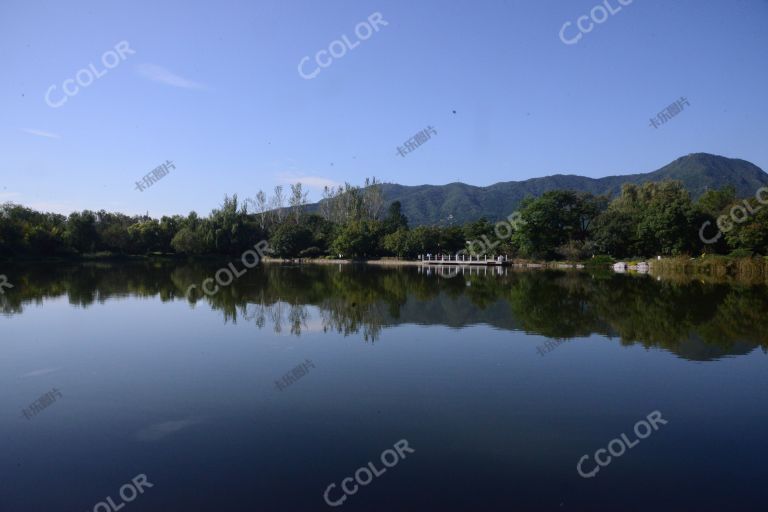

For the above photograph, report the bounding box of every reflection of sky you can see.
[136,418,202,442]
[243,301,384,337]
[1,294,767,510]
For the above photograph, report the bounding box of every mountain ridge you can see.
[312,153,768,226]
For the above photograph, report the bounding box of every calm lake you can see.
[1,262,767,511]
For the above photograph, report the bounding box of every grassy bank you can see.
[263,254,768,284]
[650,255,768,285]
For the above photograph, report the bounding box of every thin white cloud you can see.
[136,63,206,89]
[22,128,61,139]
[20,368,59,378]
[277,172,341,190]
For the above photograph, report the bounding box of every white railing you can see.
[419,254,508,263]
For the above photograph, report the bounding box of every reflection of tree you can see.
[243,299,309,335]
[506,272,601,338]
[288,303,309,336]
[243,292,267,329]
[502,271,768,359]
[269,301,284,333]
[4,261,768,359]
[698,288,768,347]
[319,296,384,342]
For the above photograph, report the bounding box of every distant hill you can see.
[310,153,768,226]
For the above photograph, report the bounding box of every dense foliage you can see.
[2,178,767,260]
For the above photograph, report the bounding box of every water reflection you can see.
[2,261,767,360]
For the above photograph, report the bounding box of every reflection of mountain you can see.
[666,334,757,361]
[3,262,767,361]
[390,295,524,330]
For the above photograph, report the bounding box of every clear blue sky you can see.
[2,0,767,217]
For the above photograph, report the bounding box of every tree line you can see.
[1,178,766,260]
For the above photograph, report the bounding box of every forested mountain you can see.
[314,153,767,226]
[4,153,767,260]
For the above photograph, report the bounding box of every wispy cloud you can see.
[277,172,341,190]
[22,128,61,139]
[20,368,59,378]
[136,64,206,89]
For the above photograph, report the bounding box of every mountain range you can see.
[310,153,768,226]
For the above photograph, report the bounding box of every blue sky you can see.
[2,0,767,217]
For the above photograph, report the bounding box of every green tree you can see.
[65,211,98,253]
[128,220,162,253]
[331,221,382,259]
[463,217,494,243]
[270,223,314,258]
[724,201,768,255]
[511,192,602,259]
[591,209,635,258]
[697,186,736,217]
[382,228,410,257]
[635,182,696,256]
[383,201,409,233]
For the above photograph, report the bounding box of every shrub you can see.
[729,248,754,258]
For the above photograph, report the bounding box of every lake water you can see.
[1,262,766,511]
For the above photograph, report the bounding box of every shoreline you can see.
[262,257,592,269]
[4,253,766,274]
[260,256,768,284]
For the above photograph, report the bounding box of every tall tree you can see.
[271,185,286,223]
[251,190,268,230]
[363,177,385,221]
[65,211,98,253]
[289,182,308,224]
[320,186,335,222]
[383,201,409,233]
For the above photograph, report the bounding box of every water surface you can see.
[1,262,766,511]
